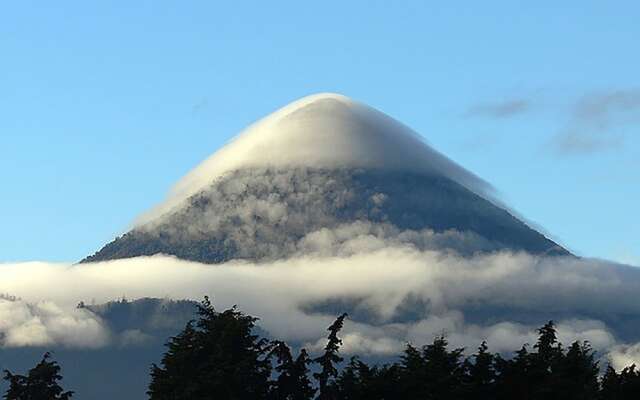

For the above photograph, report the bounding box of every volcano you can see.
[83,93,567,264]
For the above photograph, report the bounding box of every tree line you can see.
[4,297,640,399]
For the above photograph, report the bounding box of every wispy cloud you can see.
[465,99,531,119]
[3,249,640,369]
[552,89,640,155]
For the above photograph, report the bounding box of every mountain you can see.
[83,93,567,264]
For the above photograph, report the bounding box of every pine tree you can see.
[336,357,400,400]
[552,341,599,400]
[289,349,316,400]
[533,321,562,369]
[399,343,427,397]
[3,353,73,400]
[421,335,466,400]
[267,341,315,400]
[148,321,201,398]
[335,357,364,400]
[600,365,622,400]
[530,321,564,400]
[398,336,465,399]
[495,345,532,400]
[148,297,272,400]
[463,341,496,400]
[368,364,402,399]
[314,313,348,400]
[601,364,640,399]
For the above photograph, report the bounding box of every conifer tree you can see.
[463,341,496,400]
[533,321,563,370]
[530,321,565,400]
[495,345,532,400]
[267,341,315,400]
[336,356,401,400]
[600,365,622,400]
[148,297,271,400]
[421,335,466,400]
[314,313,348,400]
[3,353,73,400]
[399,343,427,397]
[148,321,201,398]
[335,357,364,400]
[289,349,316,400]
[600,364,640,399]
[398,336,465,399]
[552,341,599,400]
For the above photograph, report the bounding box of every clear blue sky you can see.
[1,1,638,264]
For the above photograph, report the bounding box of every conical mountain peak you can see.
[85,93,568,263]
[139,93,491,224]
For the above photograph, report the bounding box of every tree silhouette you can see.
[529,321,564,399]
[552,341,599,400]
[399,343,427,397]
[267,341,315,400]
[148,297,272,400]
[600,364,640,400]
[335,357,370,400]
[314,313,348,400]
[398,335,466,399]
[3,352,73,400]
[335,356,401,400]
[495,345,532,400]
[600,365,622,400]
[135,303,640,399]
[463,341,496,400]
[289,349,316,400]
[422,335,466,400]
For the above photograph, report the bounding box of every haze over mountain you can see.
[83,93,567,264]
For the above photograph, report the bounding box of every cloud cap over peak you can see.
[137,93,493,225]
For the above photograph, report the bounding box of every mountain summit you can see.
[84,93,568,263]
[138,93,492,225]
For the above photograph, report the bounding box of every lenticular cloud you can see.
[137,93,493,225]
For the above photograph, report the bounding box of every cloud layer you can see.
[2,246,640,369]
[138,93,493,225]
[0,296,109,348]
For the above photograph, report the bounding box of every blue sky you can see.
[1,1,638,264]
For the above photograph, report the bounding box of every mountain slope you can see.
[83,168,567,264]
[83,93,568,264]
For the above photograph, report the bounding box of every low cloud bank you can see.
[0,296,109,348]
[2,249,640,369]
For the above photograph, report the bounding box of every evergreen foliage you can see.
[267,341,315,400]
[313,313,348,400]
[147,296,272,400]
[142,303,640,400]
[8,302,640,399]
[3,352,73,400]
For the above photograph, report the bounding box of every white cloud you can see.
[2,248,640,369]
[137,93,493,225]
[0,298,110,348]
[608,343,640,371]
